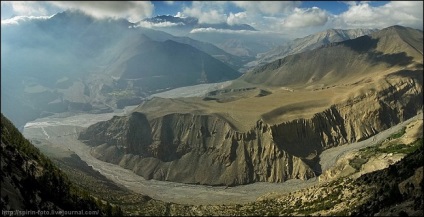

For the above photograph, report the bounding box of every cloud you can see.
[232,1,301,15]
[50,1,154,22]
[1,15,53,25]
[1,1,50,17]
[1,1,155,23]
[175,12,185,18]
[282,7,328,28]
[136,20,184,28]
[181,1,227,24]
[2,1,422,39]
[227,12,247,25]
[336,1,423,29]
[190,27,257,34]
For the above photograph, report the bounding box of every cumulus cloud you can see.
[175,12,185,18]
[227,12,247,25]
[337,1,423,29]
[4,1,49,16]
[282,7,328,28]
[2,1,422,39]
[1,1,155,23]
[50,1,154,22]
[232,1,301,15]
[181,1,227,24]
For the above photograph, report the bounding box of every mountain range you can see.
[1,10,241,130]
[243,28,378,71]
[141,15,285,59]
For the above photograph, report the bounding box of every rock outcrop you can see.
[80,112,315,186]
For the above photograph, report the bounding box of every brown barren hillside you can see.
[242,25,422,88]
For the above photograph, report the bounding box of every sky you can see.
[1,1,423,38]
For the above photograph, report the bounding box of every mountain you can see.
[0,113,122,214]
[242,25,422,86]
[78,25,422,186]
[113,38,241,91]
[141,15,285,59]
[1,10,241,129]
[243,28,378,71]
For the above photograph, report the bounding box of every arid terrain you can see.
[22,93,423,206]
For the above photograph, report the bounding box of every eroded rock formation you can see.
[79,71,422,186]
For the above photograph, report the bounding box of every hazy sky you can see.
[1,1,423,38]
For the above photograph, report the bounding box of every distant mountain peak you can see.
[243,27,378,71]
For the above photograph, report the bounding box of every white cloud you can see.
[190,27,257,34]
[181,1,227,24]
[1,15,53,25]
[2,1,49,17]
[282,7,328,28]
[1,1,422,39]
[227,12,247,25]
[337,1,423,29]
[232,1,301,15]
[50,1,154,22]
[136,20,184,28]
[175,12,185,18]
[1,1,154,23]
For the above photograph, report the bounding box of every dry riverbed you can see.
[22,107,422,205]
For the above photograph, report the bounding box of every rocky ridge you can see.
[243,28,377,71]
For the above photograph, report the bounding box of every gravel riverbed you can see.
[22,108,422,205]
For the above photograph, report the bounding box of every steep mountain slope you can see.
[242,25,423,87]
[110,38,240,92]
[244,28,377,70]
[128,25,246,70]
[0,113,111,214]
[1,10,241,129]
[78,25,423,186]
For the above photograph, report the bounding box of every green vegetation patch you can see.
[349,127,422,172]
[387,126,406,140]
[349,157,369,171]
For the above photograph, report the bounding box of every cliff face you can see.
[78,69,422,186]
[80,112,315,186]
